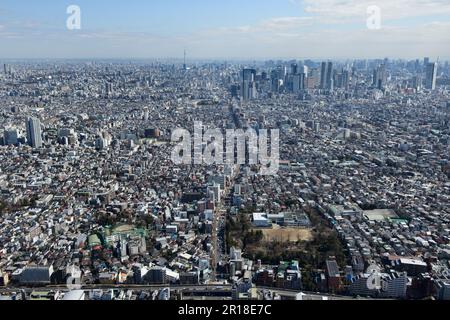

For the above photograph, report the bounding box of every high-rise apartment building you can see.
[26,117,43,148]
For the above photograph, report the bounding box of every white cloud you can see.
[203,16,314,36]
[180,17,450,59]
[176,0,450,59]
[303,0,450,22]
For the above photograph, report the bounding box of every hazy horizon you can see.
[0,57,448,63]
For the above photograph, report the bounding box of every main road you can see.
[210,164,239,282]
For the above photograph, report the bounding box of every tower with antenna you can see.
[183,49,187,70]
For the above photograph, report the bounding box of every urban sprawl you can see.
[0,58,449,301]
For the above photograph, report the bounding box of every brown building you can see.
[326,259,342,294]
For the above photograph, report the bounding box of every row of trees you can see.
[226,213,263,251]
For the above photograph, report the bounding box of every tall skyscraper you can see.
[425,62,438,90]
[292,73,305,93]
[310,68,320,88]
[291,63,298,75]
[241,68,257,101]
[373,64,387,90]
[26,117,43,148]
[302,65,309,76]
[320,62,333,90]
[270,69,281,93]
[320,62,327,89]
[342,70,350,90]
[412,75,422,91]
[326,62,333,90]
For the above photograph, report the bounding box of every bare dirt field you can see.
[257,226,313,243]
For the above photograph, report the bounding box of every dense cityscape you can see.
[0,56,449,301]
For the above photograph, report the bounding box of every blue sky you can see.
[1,0,303,33]
[1,0,450,59]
